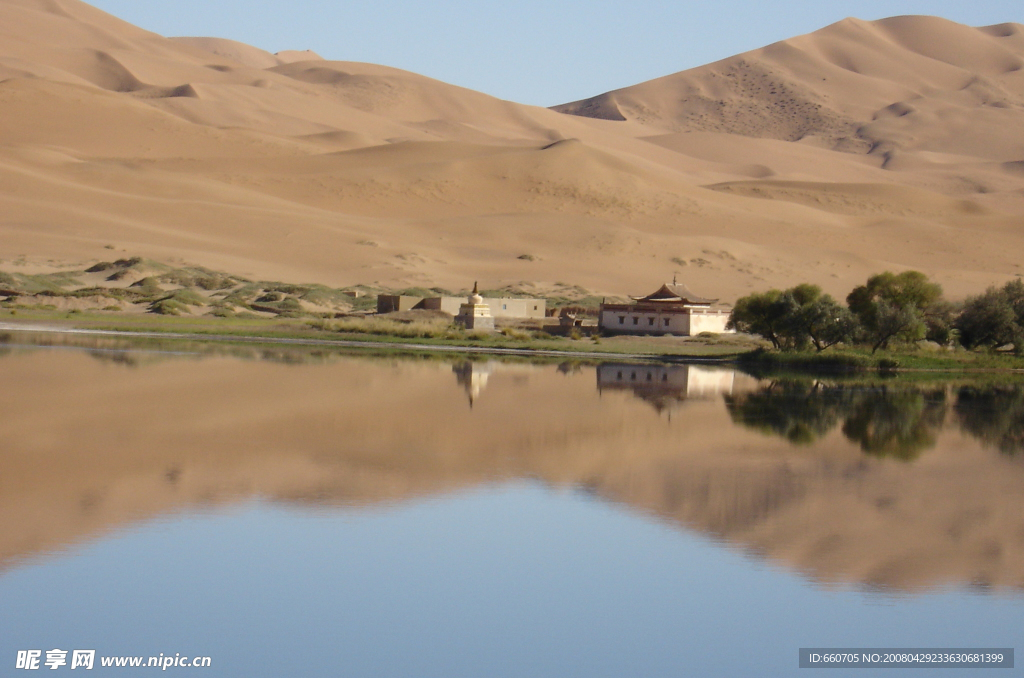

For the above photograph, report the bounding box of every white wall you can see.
[689,312,732,334]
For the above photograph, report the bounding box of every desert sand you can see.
[1,0,1023,301]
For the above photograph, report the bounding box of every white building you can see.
[598,281,732,336]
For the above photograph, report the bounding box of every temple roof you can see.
[631,282,717,305]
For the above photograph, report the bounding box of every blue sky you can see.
[86,0,1022,106]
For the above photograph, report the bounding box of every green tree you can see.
[727,290,795,350]
[847,271,944,352]
[923,298,957,345]
[956,279,1024,354]
[729,284,856,351]
[797,292,858,352]
[957,287,1016,349]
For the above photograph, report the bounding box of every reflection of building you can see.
[598,280,732,336]
[452,361,494,406]
[597,363,735,414]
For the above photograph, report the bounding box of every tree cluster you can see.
[728,271,1022,354]
[956,279,1024,354]
[727,284,855,351]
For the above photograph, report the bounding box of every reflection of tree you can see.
[841,388,946,461]
[725,382,856,445]
[956,386,1024,456]
[726,382,947,460]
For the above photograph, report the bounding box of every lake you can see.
[0,334,1021,676]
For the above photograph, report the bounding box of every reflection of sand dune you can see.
[1,350,1023,593]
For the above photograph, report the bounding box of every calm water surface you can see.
[0,335,1021,677]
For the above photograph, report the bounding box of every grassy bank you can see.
[0,309,760,359]
[738,346,1024,375]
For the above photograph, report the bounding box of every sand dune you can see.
[556,16,1024,153]
[1,2,1023,300]
[170,37,283,70]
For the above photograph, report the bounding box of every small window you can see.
[630,372,637,381]
[533,305,538,310]
[616,371,623,380]
[648,317,655,326]
[502,304,507,310]
[662,374,668,382]
[619,316,625,325]
[633,317,639,325]
[646,373,652,381]
[664,318,670,327]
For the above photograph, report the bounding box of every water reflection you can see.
[726,380,1023,461]
[841,388,946,461]
[596,363,735,414]
[0,328,448,368]
[453,361,494,406]
[956,385,1024,456]
[1,342,1023,594]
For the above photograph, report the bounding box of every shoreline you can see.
[0,321,735,364]
[3,319,1024,375]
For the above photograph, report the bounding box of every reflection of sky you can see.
[1,485,1020,678]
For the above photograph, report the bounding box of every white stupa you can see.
[455,282,495,331]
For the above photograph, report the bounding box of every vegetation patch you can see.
[729,271,1024,372]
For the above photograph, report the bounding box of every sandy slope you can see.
[1,0,1023,301]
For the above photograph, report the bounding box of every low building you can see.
[375,295,424,313]
[598,280,732,336]
[377,292,545,319]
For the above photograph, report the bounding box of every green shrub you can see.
[738,348,871,373]
[501,328,531,340]
[307,318,334,331]
[332,316,453,339]
[151,299,187,315]
[86,261,115,273]
[167,289,207,306]
[131,277,163,297]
